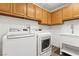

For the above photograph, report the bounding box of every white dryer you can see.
[35,31,52,56]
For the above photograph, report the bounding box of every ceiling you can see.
[35,3,67,12]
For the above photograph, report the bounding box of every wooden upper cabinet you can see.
[63,4,73,20]
[27,3,36,19]
[52,12,56,25]
[0,3,12,14]
[72,3,79,18]
[52,9,63,25]
[36,5,43,21]
[12,3,27,17]
[47,13,52,25]
[41,10,48,24]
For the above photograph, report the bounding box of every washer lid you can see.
[5,32,35,39]
[7,33,35,39]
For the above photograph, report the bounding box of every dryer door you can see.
[37,34,51,55]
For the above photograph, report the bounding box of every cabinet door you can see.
[52,12,56,24]
[63,4,73,20]
[0,3,12,14]
[41,10,48,24]
[36,5,43,21]
[47,13,52,25]
[27,3,36,19]
[72,3,79,18]
[12,3,26,17]
[52,9,63,25]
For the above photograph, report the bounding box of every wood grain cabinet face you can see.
[41,10,48,24]
[12,3,26,17]
[36,5,43,21]
[0,3,12,14]
[72,3,79,18]
[52,12,56,24]
[47,13,52,25]
[63,4,73,20]
[52,9,63,25]
[27,3,36,19]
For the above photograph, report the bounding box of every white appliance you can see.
[36,31,52,56]
[2,32,37,56]
[2,28,52,56]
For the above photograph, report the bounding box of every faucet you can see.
[27,24,31,33]
[71,24,74,34]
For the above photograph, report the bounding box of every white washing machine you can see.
[2,30,52,56]
[2,32,37,56]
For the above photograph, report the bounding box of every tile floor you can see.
[52,46,60,56]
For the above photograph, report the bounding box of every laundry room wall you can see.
[51,20,79,48]
[50,25,63,47]
[0,15,51,55]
